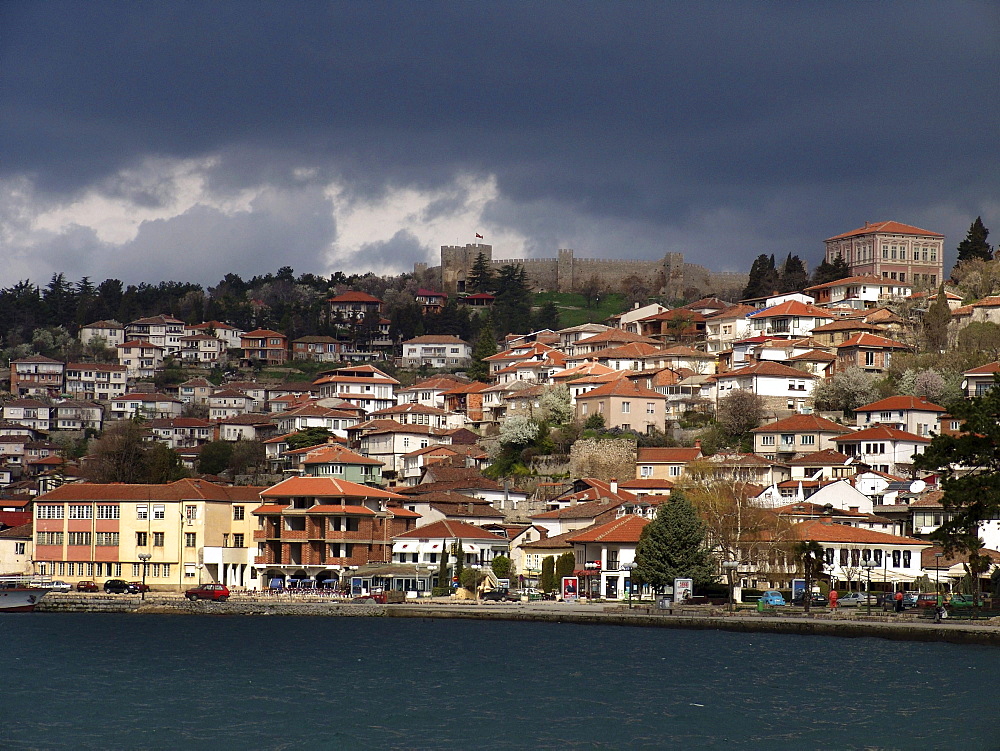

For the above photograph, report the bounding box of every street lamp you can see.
[621,562,636,608]
[861,560,876,615]
[722,560,740,613]
[137,553,151,601]
[585,561,600,602]
[934,552,944,607]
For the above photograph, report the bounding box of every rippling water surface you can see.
[6,613,997,749]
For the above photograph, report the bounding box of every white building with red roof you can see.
[751,414,853,458]
[831,425,929,476]
[110,392,183,420]
[567,514,650,600]
[575,378,667,432]
[853,395,945,436]
[835,332,910,374]
[635,446,703,480]
[401,335,472,368]
[313,365,399,413]
[823,220,944,289]
[125,314,186,354]
[713,361,819,412]
[962,361,1000,398]
[328,290,382,320]
[747,300,834,339]
[803,275,912,309]
[392,519,509,568]
[65,362,128,401]
[117,339,164,378]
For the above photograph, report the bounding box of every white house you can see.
[64,362,128,401]
[747,300,834,339]
[109,392,183,420]
[79,320,125,349]
[392,519,509,567]
[568,515,649,600]
[313,365,398,414]
[125,314,186,354]
[712,361,818,412]
[401,335,473,368]
[832,426,929,476]
[117,340,164,378]
[854,395,944,437]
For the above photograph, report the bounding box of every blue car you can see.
[760,590,786,606]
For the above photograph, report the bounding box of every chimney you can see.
[694,439,702,450]
[610,478,618,495]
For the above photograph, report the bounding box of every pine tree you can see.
[466,313,497,381]
[956,217,993,263]
[778,253,809,293]
[633,491,715,592]
[922,286,951,352]
[811,254,851,286]
[467,252,496,293]
[493,264,532,336]
[742,254,780,299]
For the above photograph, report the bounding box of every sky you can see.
[2,1,998,289]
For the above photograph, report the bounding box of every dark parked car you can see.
[76,580,99,592]
[184,583,230,602]
[104,579,132,594]
[481,588,512,602]
[792,592,828,607]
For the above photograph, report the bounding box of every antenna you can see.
[909,479,926,494]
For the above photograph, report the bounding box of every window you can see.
[162,563,171,577]
[38,505,64,519]
[97,505,120,519]
[801,434,815,446]
[68,505,92,519]
[902,550,911,568]
[864,351,875,367]
[14,542,25,555]
[233,506,245,521]
[137,505,148,520]
[621,401,630,414]
[825,548,834,565]
[185,505,197,521]
[67,532,91,546]
[760,435,776,446]
[37,531,64,545]
[136,531,148,547]
[152,563,161,578]
[95,532,119,546]
[646,402,656,415]
[233,533,244,548]
[874,549,883,565]
[132,563,141,577]
[153,505,165,520]
[892,550,901,567]
[781,434,794,447]
[185,532,196,548]
[640,465,653,478]
[669,465,682,477]
[153,532,165,547]
[839,549,848,566]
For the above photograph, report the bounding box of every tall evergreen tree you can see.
[742,254,780,299]
[467,252,496,293]
[467,313,497,381]
[633,491,715,592]
[956,216,993,263]
[810,254,851,286]
[492,264,532,336]
[922,286,952,352]
[539,555,556,593]
[778,253,809,293]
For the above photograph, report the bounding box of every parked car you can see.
[915,592,945,608]
[76,580,99,592]
[104,579,132,594]
[129,581,150,594]
[944,594,981,610]
[481,588,513,602]
[837,592,873,607]
[792,592,828,607]
[48,580,72,592]
[759,590,786,606]
[184,583,230,602]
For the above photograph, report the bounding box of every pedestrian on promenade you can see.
[894,590,904,613]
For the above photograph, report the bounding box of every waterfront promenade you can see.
[33,592,1000,647]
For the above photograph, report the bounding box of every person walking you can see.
[894,590,904,613]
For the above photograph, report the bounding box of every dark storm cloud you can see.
[1,1,998,281]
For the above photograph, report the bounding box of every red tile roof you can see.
[260,476,406,499]
[393,519,507,541]
[836,333,910,350]
[825,221,943,241]
[38,479,265,502]
[636,447,702,463]
[301,444,383,466]
[855,396,945,413]
[832,425,929,443]
[751,414,852,434]
[329,291,382,303]
[576,378,665,400]
[717,362,819,379]
[748,301,834,319]
[792,519,927,545]
[566,515,649,543]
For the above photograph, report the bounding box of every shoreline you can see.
[31,593,1000,646]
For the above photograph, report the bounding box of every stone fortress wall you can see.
[422,244,748,298]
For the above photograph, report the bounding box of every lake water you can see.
[6,613,997,749]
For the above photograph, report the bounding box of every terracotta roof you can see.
[38,479,265,502]
[590,342,664,359]
[836,333,910,350]
[329,291,382,303]
[855,396,945,413]
[66,361,126,371]
[115,392,180,403]
[301,504,377,515]
[636,447,702,463]
[825,221,943,241]
[576,378,665,400]
[618,478,674,489]
[964,361,1000,375]
[792,519,927,545]
[832,425,929,443]
[118,339,163,349]
[576,329,658,346]
[921,546,1000,569]
[260,477,406,499]
[566,515,649,543]
[301,444,383,466]
[787,349,837,362]
[717,362,819,379]
[520,527,581,550]
[242,329,285,338]
[393,519,507,541]
[531,500,619,520]
[803,274,889,291]
[787,449,851,465]
[748,301,834,319]
[253,504,290,514]
[403,335,469,345]
[752,414,852,434]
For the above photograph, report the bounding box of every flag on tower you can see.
[475,233,484,239]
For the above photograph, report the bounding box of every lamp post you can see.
[934,552,944,607]
[862,560,876,616]
[137,553,151,601]
[621,562,636,608]
[722,560,740,613]
[585,561,600,602]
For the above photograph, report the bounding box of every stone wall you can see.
[429,245,748,299]
[570,437,637,482]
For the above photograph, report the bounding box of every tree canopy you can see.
[633,491,715,591]
[956,216,993,263]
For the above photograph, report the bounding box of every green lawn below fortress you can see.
[533,291,627,328]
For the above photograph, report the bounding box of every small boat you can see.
[0,576,53,612]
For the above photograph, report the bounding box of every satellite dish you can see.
[909,479,927,494]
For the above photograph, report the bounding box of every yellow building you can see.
[33,479,265,591]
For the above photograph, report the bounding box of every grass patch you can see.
[533,292,628,328]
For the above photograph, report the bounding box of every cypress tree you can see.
[467,313,497,381]
[956,217,993,263]
[540,555,556,593]
[436,543,450,589]
[556,551,576,582]
[922,286,951,352]
[633,491,715,592]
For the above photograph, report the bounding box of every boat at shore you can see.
[0,576,53,612]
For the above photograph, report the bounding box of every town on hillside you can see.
[3,218,1000,608]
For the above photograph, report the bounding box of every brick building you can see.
[252,476,420,584]
[823,221,944,289]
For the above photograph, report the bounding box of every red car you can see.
[129,581,151,594]
[184,583,230,602]
[76,580,99,592]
